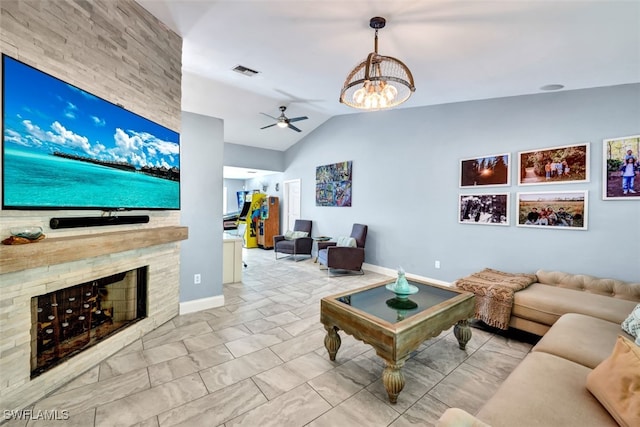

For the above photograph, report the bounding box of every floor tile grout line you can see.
[35,248,518,427]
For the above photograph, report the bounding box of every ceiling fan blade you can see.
[260,123,277,130]
[259,112,279,120]
[287,123,302,132]
[288,116,308,123]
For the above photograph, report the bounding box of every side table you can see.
[312,236,331,263]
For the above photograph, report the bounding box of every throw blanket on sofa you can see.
[455,268,537,330]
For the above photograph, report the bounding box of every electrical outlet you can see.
[435,260,441,269]
[194,273,201,284]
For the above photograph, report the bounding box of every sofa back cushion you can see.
[536,270,640,302]
[293,219,312,234]
[513,284,640,326]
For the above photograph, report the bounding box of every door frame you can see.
[283,179,301,232]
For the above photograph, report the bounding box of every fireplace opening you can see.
[30,267,148,377]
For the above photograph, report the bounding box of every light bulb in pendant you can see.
[353,87,366,104]
[382,84,397,102]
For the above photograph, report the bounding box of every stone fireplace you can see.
[31,267,148,377]
[0,226,188,412]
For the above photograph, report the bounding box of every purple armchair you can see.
[317,224,368,275]
[273,219,313,261]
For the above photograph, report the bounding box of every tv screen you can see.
[2,54,180,210]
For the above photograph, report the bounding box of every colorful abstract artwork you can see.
[316,161,352,207]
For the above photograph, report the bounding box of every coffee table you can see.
[320,278,475,403]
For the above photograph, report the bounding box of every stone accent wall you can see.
[0,0,183,412]
[0,0,182,238]
[0,0,180,131]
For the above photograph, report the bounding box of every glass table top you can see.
[334,280,460,324]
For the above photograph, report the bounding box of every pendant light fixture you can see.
[339,17,416,111]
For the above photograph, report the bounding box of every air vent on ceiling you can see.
[232,65,260,76]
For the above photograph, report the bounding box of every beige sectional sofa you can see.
[508,270,640,336]
[438,270,640,427]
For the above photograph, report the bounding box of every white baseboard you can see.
[179,265,450,315]
[362,263,452,287]
[179,294,225,315]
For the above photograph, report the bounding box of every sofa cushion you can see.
[621,303,640,345]
[586,336,640,427]
[535,270,640,301]
[477,352,617,427]
[436,408,491,427]
[532,313,634,369]
[512,283,639,327]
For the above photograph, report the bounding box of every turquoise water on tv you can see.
[3,146,179,209]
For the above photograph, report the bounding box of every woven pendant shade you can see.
[339,17,416,110]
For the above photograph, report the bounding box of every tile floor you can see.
[13,249,535,427]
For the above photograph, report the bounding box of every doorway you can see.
[283,179,301,232]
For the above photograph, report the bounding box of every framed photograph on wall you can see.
[516,191,588,230]
[458,193,510,226]
[459,153,510,188]
[518,143,589,186]
[602,135,640,200]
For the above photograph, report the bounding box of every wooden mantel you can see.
[0,226,188,274]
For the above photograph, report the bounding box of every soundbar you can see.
[50,215,150,229]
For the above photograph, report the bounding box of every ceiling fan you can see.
[260,106,308,132]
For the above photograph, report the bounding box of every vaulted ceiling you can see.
[136,1,640,152]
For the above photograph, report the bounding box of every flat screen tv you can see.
[2,54,180,210]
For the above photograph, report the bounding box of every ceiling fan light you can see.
[259,106,308,132]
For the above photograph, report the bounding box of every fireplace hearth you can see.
[1,226,187,412]
[30,267,148,377]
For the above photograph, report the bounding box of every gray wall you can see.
[224,142,285,172]
[245,173,284,199]
[224,176,283,215]
[223,142,285,220]
[180,112,224,302]
[283,84,640,283]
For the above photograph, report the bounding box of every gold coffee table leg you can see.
[324,325,341,361]
[454,319,472,350]
[382,359,406,404]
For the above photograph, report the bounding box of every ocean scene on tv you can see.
[2,55,180,209]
